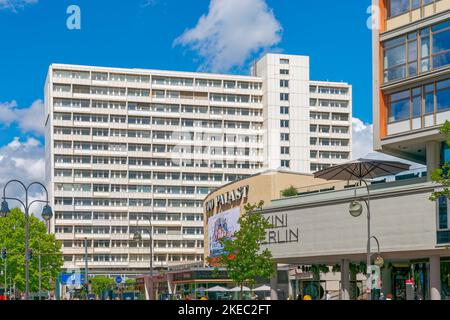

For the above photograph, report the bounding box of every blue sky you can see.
[0,0,380,200]
[0,0,373,143]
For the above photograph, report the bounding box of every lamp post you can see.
[40,208,53,301]
[1,180,52,300]
[314,159,410,301]
[133,215,154,300]
[348,183,383,300]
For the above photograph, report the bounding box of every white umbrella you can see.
[229,286,251,292]
[205,286,229,292]
[253,285,271,292]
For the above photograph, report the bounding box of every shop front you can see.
[261,178,450,300]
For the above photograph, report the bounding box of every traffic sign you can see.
[115,276,122,284]
[61,273,85,285]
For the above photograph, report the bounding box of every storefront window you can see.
[441,260,450,300]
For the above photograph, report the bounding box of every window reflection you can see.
[387,78,450,124]
[383,19,450,83]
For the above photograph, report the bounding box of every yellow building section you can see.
[202,169,355,263]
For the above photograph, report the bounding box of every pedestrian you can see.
[386,293,393,300]
[379,293,385,300]
[325,291,331,300]
[297,293,303,300]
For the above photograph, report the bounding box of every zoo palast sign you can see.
[205,186,249,212]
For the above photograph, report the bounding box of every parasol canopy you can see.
[313,158,411,181]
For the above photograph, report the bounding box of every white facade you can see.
[309,81,352,172]
[44,53,352,274]
[253,54,311,172]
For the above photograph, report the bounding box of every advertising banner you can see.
[208,207,240,258]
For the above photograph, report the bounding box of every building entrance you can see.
[391,261,428,300]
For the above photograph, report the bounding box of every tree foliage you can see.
[216,201,276,298]
[430,120,450,201]
[0,208,63,293]
[90,276,115,297]
[281,185,298,197]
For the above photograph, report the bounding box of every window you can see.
[388,0,410,17]
[412,87,422,118]
[387,0,438,18]
[388,78,450,124]
[383,20,450,82]
[280,69,289,75]
[383,36,407,82]
[280,120,289,128]
[281,133,290,141]
[280,80,289,88]
[432,21,450,69]
[438,196,449,230]
[425,84,435,114]
[280,58,290,64]
[281,146,290,155]
[437,79,450,112]
[280,93,289,101]
[281,160,290,168]
[389,90,410,122]
[280,106,289,114]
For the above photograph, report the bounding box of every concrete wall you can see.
[262,181,442,263]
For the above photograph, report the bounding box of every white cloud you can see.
[0,0,38,11]
[352,117,375,160]
[174,0,282,72]
[0,137,47,218]
[0,99,45,135]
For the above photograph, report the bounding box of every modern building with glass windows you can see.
[372,0,450,299]
[44,53,352,276]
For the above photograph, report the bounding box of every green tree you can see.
[90,276,115,297]
[430,120,450,201]
[0,208,63,294]
[281,185,298,197]
[216,201,276,299]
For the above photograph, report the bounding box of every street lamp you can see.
[1,180,52,300]
[42,204,53,233]
[314,159,410,301]
[133,215,154,300]
[348,200,363,217]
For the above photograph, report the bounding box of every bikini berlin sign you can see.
[262,213,299,245]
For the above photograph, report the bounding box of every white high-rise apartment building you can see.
[45,53,352,275]
[309,81,352,172]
